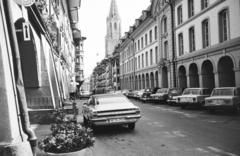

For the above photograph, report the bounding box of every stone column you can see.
[213,70,219,88]
[234,68,240,87]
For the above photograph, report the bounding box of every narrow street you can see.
[77,98,240,156]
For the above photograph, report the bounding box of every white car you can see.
[205,87,240,113]
[176,88,211,109]
[82,94,141,130]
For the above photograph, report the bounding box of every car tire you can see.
[142,100,145,103]
[209,108,216,114]
[128,123,135,130]
[181,105,186,109]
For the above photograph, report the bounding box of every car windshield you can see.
[169,89,182,94]
[211,89,234,96]
[183,89,200,95]
[145,89,153,92]
[156,89,168,93]
[96,97,129,105]
[140,89,145,93]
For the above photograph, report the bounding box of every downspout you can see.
[165,0,177,87]
[3,1,37,155]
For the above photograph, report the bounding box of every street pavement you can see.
[32,99,94,156]
[32,98,240,156]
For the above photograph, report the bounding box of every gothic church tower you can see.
[105,0,121,57]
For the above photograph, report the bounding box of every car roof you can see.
[92,94,125,98]
[213,87,239,89]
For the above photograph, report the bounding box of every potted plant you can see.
[38,108,94,156]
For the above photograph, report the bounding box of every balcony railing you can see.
[26,96,61,109]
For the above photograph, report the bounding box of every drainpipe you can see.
[165,0,177,87]
[4,1,37,155]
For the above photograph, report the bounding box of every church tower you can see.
[105,0,121,57]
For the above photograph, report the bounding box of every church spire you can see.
[108,0,120,19]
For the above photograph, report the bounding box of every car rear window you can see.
[212,89,234,96]
[96,97,130,105]
[156,89,168,93]
[183,89,200,95]
[169,89,182,94]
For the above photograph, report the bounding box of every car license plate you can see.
[109,118,125,123]
[180,98,186,102]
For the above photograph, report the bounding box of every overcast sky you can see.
[79,0,151,78]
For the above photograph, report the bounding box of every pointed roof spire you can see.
[108,0,120,19]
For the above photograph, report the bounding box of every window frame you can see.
[201,0,208,10]
[189,27,195,52]
[218,8,230,43]
[202,18,210,48]
[177,5,183,25]
[178,33,184,56]
[188,0,194,18]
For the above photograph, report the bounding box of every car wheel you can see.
[181,105,186,109]
[209,108,216,114]
[233,104,240,114]
[142,100,145,103]
[128,123,135,130]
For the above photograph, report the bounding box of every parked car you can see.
[79,91,91,99]
[140,87,160,103]
[167,87,185,105]
[82,94,141,130]
[205,87,240,113]
[127,90,135,98]
[122,89,133,98]
[150,88,169,103]
[176,88,211,109]
[132,90,140,99]
[114,90,122,94]
[136,89,145,99]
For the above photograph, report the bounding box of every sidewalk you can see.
[32,99,94,156]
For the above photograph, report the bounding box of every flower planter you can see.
[46,148,86,156]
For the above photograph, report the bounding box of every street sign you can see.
[14,0,35,7]
[22,22,30,41]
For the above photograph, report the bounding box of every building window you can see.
[146,52,148,66]
[219,9,229,42]
[188,0,194,18]
[138,40,140,51]
[150,49,153,65]
[189,27,195,52]
[163,17,167,33]
[142,54,144,68]
[154,26,157,40]
[150,30,152,43]
[202,19,210,48]
[177,6,183,25]
[135,57,137,69]
[178,33,184,56]
[141,37,143,48]
[164,41,168,59]
[201,0,208,10]
[155,46,158,63]
[145,34,148,46]
[138,56,140,69]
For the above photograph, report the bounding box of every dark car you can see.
[167,87,185,105]
[140,87,160,103]
[122,89,133,98]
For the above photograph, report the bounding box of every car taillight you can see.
[193,98,196,101]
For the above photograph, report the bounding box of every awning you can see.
[67,0,81,9]
[72,28,81,44]
[67,0,81,24]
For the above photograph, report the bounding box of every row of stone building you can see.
[91,0,240,94]
[0,0,86,155]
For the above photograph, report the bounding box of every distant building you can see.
[105,0,121,57]
[81,77,91,91]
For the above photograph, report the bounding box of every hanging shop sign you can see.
[14,0,35,7]
[22,22,30,41]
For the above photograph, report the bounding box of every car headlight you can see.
[223,99,231,105]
